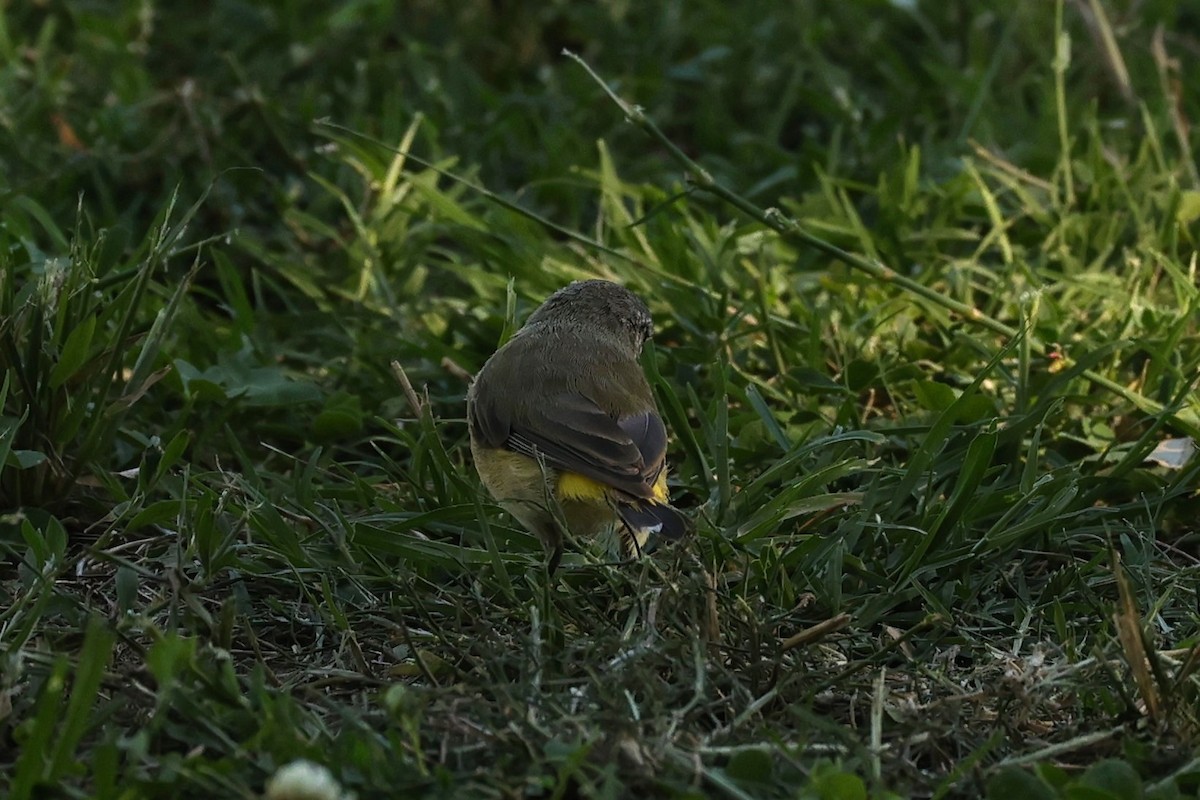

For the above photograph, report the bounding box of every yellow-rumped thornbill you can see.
[467,279,688,572]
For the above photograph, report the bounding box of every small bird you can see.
[467,279,688,571]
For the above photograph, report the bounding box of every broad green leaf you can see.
[7,449,47,469]
[986,766,1057,800]
[725,748,772,784]
[1078,760,1144,800]
[49,315,97,389]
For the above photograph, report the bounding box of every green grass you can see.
[2,1,1200,797]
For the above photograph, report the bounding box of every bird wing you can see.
[472,389,667,501]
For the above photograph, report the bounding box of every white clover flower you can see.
[264,759,355,800]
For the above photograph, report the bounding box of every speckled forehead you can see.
[524,280,655,338]
[628,302,653,334]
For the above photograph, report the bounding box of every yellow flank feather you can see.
[556,468,670,505]
[649,470,669,503]
[556,471,610,503]
[473,441,677,557]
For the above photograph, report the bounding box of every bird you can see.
[467,279,688,572]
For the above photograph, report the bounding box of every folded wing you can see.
[470,389,668,501]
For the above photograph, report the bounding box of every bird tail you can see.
[616,502,688,557]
